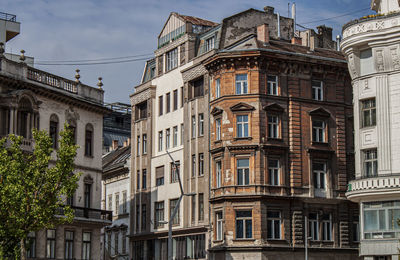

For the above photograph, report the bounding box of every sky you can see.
[3,0,374,104]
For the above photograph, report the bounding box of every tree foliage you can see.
[0,125,80,258]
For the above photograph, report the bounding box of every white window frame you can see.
[158,131,163,152]
[216,118,221,141]
[192,115,196,138]
[309,213,319,241]
[180,123,184,145]
[205,36,215,52]
[166,48,178,71]
[235,74,248,95]
[166,128,170,150]
[142,134,147,154]
[216,211,223,240]
[268,159,280,186]
[322,214,332,241]
[173,126,178,147]
[216,161,222,188]
[198,114,204,137]
[363,149,378,177]
[215,78,221,98]
[267,75,278,95]
[236,115,249,138]
[267,211,281,239]
[235,211,252,239]
[312,120,326,143]
[237,158,250,186]
[312,80,323,101]
[268,115,279,139]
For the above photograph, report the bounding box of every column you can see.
[9,108,15,134]
[26,113,31,138]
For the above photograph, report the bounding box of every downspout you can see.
[277,13,281,39]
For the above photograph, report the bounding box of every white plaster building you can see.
[341,0,400,259]
[102,144,131,259]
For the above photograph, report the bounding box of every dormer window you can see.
[205,36,215,52]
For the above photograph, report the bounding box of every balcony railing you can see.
[0,11,16,22]
[347,176,400,192]
[57,206,112,222]
[27,67,78,94]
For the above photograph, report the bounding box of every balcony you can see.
[57,206,112,223]
[346,175,400,202]
[0,11,16,22]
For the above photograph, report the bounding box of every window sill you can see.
[266,238,285,241]
[234,137,252,141]
[311,141,329,146]
[214,140,222,144]
[267,137,283,141]
[233,238,255,241]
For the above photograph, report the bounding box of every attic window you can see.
[205,36,215,52]
[167,48,178,71]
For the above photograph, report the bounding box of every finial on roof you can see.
[0,43,4,56]
[19,50,26,62]
[75,69,81,83]
[97,77,103,89]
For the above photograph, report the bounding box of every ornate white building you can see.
[342,1,400,259]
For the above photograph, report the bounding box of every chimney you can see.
[257,24,270,44]
[264,6,274,14]
[112,140,119,150]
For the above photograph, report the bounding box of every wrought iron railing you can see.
[0,11,16,22]
[57,206,112,221]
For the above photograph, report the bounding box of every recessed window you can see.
[158,131,163,152]
[191,195,196,223]
[312,120,326,143]
[216,212,223,240]
[216,161,222,188]
[49,114,58,149]
[192,154,196,177]
[122,190,128,213]
[313,162,327,197]
[142,170,147,189]
[141,204,147,231]
[166,128,170,150]
[173,126,178,147]
[237,158,250,185]
[312,80,323,101]
[192,78,204,98]
[205,36,215,52]
[170,161,179,183]
[170,198,180,225]
[155,201,165,228]
[322,214,332,241]
[82,232,91,260]
[166,92,171,113]
[159,96,163,116]
[27,232,36,258]
[192,115,196,138]
[181,87,184,108]
[135,101,147,120]
[309,213,319,241]
[360,49,374,76]
[236,115,249,138]
[267,115,279,139]
[363,149,377,177]
[235,74,248,95]
[198,193,204,221]
[236,211,252,239]
[115,192,120,215]
[198,113,204,137]
[362,99,376,127]
[268,159,280,186]
[84,124,93,157]
[215,118,222,141]
[267,75,278,95]
[156,166,164,186]
[142,134,147,154]
[65,231,74,260]
[215,78,221,98]
[137,135,140,155]
[166,48,178,71]
[267,211,281,239]
[173,89,178,111]
[198,153,204,176]
[46,229,56,259]
[136,171,140,190]
[180,123,184,145]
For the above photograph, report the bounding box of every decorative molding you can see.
[211,107,223,116]
[230,102,255,112]
[263,103,285,112]
[390,46,400,70]
[309,107,331,118]
[375,49,385,72]
[348,53,358,79]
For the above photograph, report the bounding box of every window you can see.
[268,159,280,186]
[237,158,250,185]
[312,80,323,101]
[136,170,141,190]
[27,232,36,258]
[216,212,223,240]
[364,149,378,177]
[236,115,249,138]
[235,74,248,94]
[166,92,171,113]
[137,135,140,155]
[353,221,360,242]
[65,231,74,260]
[363,201,400,239]
[173,90,178,111]
[170,161,180,183]
[267,75,279,95]
[49,114,58,149]
[192,115,196,138]
[173,126,178,147]
[115,193,120,215]
[198,153,204,176]
[192,154,196,177]
[216,161,222,188]
[82,232,91,260]
[122,229,127,254]
[84,183,91,208]
[170,198,180,225]
[136,205,140,232]
[135,101,147,120]
[158,131,163,152]
[205,36,215,52]
[313,162,326,196]
[193,78,204,98]
[122,191,127,213]
[46,229,56,259]
[156,166,164,186]
[215,78,221,98]
[142,170,147,189]
[362,99,376,127]
[85,124,93,157]
[141,204,147,230]
[107,232,111,255]
[167,48,178,71]
[198,114,204,136]
[216,118,221,141]
[360,49,374,76]
[309,213,319,240]
[180,123,184,145]
[115,231,119,255]
[155,201,165,228]
[159,96,163,116]
[236,211,252,239]
[108,194,112,211]
[180,87,184,107]
[267,211,281,239]
[166,128,170,149]
[312,120,326,142]
[191,195,196,222]
[267,115,279,138]
[198,193,204,221]
[142,134,147,154]
[322,214,332,241]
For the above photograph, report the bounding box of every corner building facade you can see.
[341,0,400,259]
[204,8,360,260]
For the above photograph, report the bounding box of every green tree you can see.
[0,125,80,259]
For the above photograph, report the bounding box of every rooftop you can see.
[0,11,16,22]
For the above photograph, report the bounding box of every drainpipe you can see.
[277,13,281,39]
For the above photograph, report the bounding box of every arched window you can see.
[49,114,59,149]
[85,124,94,157]
[17,97,33,138]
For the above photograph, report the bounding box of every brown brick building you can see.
[204,12,360,260]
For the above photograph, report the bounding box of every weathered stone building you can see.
[0,14,111,258]
[341,0,400,259]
